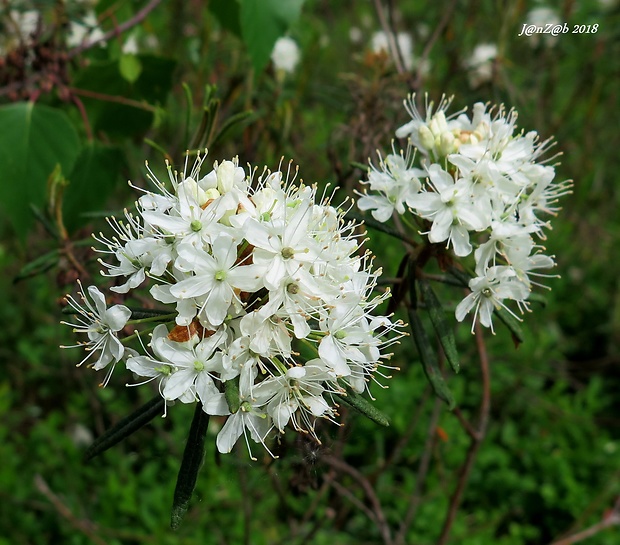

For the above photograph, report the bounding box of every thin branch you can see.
[395,395,442,545]
[451,407,478,441]
[382,386,430,471]
[372,0,406,75]
[320,454,393,545]
[68,87,159,112]
[549,513,620,545]
[413,0,459,90]
[549,497,620,545]
[68,0,163,59]
[435,320,491,545]
[34,474,109,545]
[331,480,378,522]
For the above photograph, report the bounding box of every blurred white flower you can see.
[524,6,561,47]
[349,26,363,43]
[122,35,139,55]
[464,43,497,88]
[371,30,414,70]
[271,36,300,74]
[67,11,106,48]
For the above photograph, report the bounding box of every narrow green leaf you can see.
[84,396,164,461]
[181,82,193,150]
[211,110,255,148]
[171,404,210,530]
[350,161,370,172]
[225,377,240,413]
[419,278,460,373]
[447,266,471,288]
[345,210,415,244]
[62,306,173,320]
[335,381,390,427]
[408,308,456,409]
[14,248,60,283]
[494,307,525,346]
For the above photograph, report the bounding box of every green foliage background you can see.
[1,0,619,544]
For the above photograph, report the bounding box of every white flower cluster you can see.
[357,95,572,332]
[63,154,401,458]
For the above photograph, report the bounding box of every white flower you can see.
[357,144,425,222]
[214,379,274,459]
[271,36,300,73]
[61,282,131,371]
[408,164,491,256]
[455,266,530,333]
[68,150,403,456]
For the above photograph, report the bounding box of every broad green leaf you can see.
[209,0,242,37]
[240,0,305,72]
[0,102,80,238]
[84,396,165,461]
[171,404,210,530]
[73,55,175,137]
[419,278,460,373]
[63,143,125,232]
[119,53,143,83]
[409,308,456,409]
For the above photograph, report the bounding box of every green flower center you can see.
[190,220,202,232]
[281,247,295,259]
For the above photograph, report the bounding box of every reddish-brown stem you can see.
[549,513,620,545]
[34,474,109,545]
[320,454,393,545]
[413,0,459,91]
[549,498,620,545]
[395,395,442,545]
[67,0,163,59]
[68,87,159,112]
[372,0,406,75]
[71,94,93,141]
[435,320,491,545]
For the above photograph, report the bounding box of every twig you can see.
[394,395,442,545]
[435,320,491,545]
[549,498,620,545]
[237,449,252,545]
[382,386,430,471]
[320,454,393,545]
[413,0,459,90]
[549,513,620,545]
[372,0,406,75]
[34,474,109,545]
[330,480,377,522]
[451,407,478,440]
[68,87,159,112]
[296,470,337,545]
[68,0,163,59]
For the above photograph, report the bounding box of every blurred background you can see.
[1,0,619,543]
